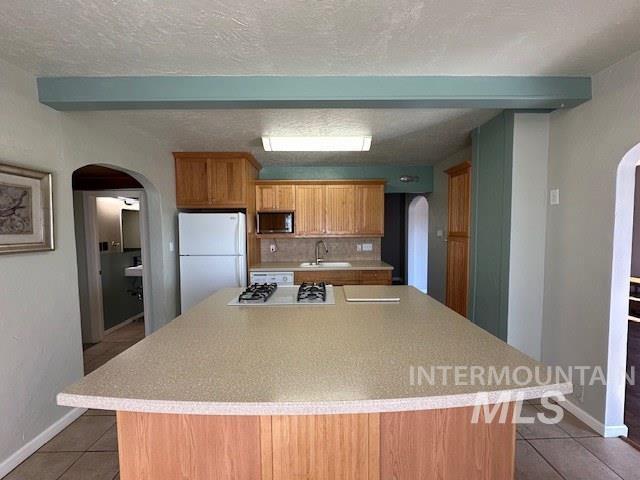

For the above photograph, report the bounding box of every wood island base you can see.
[116,404,516,480]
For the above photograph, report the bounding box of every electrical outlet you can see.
[362,243,373,252]
[550,189,560,205]
[270,243,277,253]
[356,244,362,252]
[169,241,174,252]
[436,229,443,238]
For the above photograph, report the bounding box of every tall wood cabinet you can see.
[445,161,471,317]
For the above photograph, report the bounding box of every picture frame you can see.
[0,162,54,254]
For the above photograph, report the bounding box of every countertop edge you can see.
[57,382,572,416]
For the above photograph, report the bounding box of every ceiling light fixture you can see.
[262,136,372,152]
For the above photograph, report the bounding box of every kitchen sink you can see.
[299,262,352,268]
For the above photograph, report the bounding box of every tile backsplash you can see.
[260,238,381,262]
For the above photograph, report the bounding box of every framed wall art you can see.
[0,163,53,254]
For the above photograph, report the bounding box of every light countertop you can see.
[249,260,394,271]
[58,286,570,415]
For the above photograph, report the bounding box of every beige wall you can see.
[544,49,640,433]
[0,57,178,473]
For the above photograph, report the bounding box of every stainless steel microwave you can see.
[256,212,294,234]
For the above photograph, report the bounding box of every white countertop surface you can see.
[58,286,570,415]
[249,260,394,271]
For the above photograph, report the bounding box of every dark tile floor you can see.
[82,321,145,374]
[7,400,640,479]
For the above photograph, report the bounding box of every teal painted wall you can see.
[469,111,514,341]
[259,165,433,193]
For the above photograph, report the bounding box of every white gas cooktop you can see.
[227,285,336,306]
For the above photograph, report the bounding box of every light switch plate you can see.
[550,189,560,205]
[270,243,277,253]
[356,244,362,252]
[436,229,443,238]
[362,243,373,252]
[169,241,174,252]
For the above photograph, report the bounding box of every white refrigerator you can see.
[179,213,247,312]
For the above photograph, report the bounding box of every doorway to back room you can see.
[72,165,148,373]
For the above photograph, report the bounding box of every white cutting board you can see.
[343,285,400,303]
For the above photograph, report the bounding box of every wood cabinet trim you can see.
[444,160,471,176]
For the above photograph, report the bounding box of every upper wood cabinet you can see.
[174,157,211,207]
[354,184,385,235]
[256,184,295,211]
[174,152,260,208]
[325,185,356,234]
[295,185,326,236]
[257,180,385,237]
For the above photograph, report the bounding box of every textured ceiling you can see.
[0,0,639,76]
[76,108,498,165]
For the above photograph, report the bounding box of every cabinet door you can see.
[360,270,392,285]
[256,185,277,211]
[295,185,325,236]
[175,157,211,207]
[354,184,384,235]
[276,185,295,211]
[256,185,295,211]
[445,162,471,317]
[325,185,356,234]
[211,158,246,206]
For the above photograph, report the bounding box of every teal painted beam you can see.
[37,76,591,111]
[259,165,433,193]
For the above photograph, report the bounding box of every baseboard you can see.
[560,398,628,438]
[103,312,143,336]
[0,407,86,478]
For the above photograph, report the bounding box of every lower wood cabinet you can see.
[294,269,392,285]
[117,405,516,480]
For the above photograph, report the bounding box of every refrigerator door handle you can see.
[236,255,242,286]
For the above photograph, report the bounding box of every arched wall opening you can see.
[408,196,429,293]
[71,163,168,337]
[606,142,640,435]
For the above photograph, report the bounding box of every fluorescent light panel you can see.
[262,136,372,152]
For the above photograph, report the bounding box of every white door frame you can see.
[82,189,151,342]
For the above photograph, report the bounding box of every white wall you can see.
[0,57,177,473]
[545,48,640,433]
[507,114,550,361]
[427,147,471,303]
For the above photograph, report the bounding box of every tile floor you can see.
[82,321,145,374]
[6,398,640,479]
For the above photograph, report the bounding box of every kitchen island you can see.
[58,286,570,480]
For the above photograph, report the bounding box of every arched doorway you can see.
[607,142,640,438]
[72,165,153,373]
[408,196,428,293]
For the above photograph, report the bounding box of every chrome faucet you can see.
[315,240,328,264]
